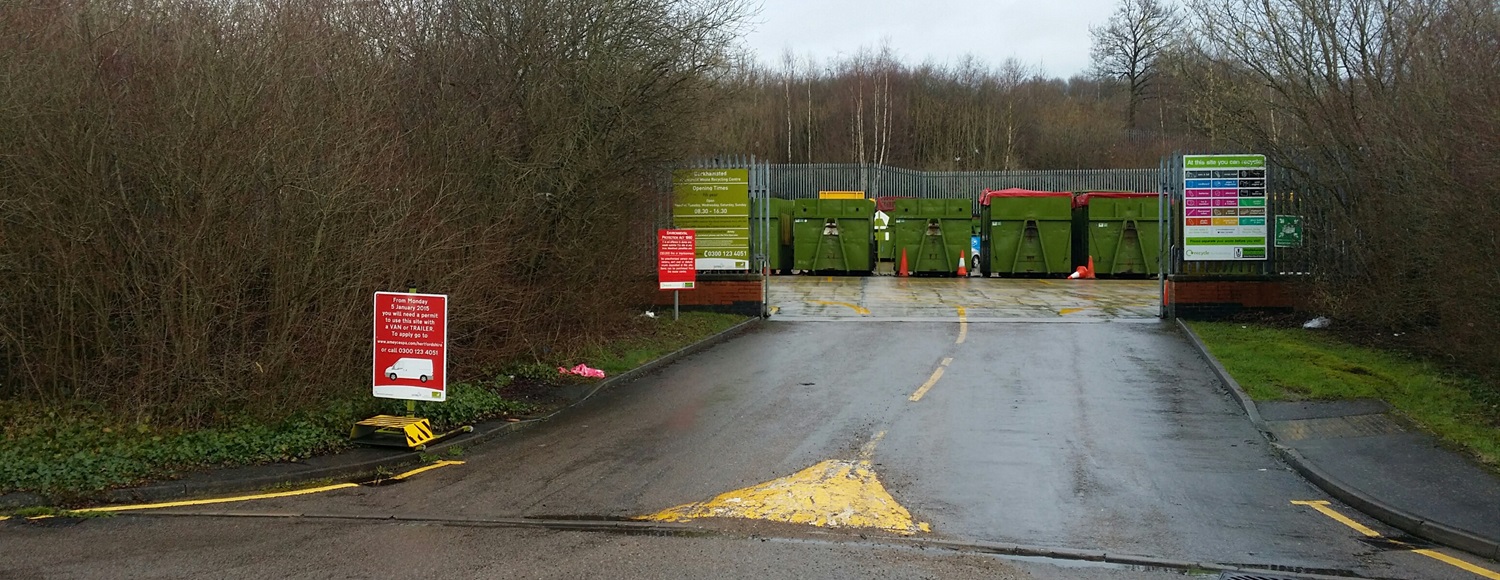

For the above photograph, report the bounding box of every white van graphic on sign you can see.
[384,358,434,382]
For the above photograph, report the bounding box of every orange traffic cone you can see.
[956,251,968,277]
[1085,256,1096,279]
[898,248,909,277]
[1069,266,1087,279]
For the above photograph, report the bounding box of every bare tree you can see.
[1090,0,1181,129]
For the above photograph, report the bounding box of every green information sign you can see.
[672,169,750,270]
[1275,215,1304,248]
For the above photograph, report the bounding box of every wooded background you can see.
[2,0,1494,425]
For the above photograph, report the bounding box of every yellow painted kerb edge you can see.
[76,483,362,514]
[1290,500,1380,537]
[1293,500,1500,579]
[14,461,467,517]
[391,460,464,480]
[1412,549,1500,580]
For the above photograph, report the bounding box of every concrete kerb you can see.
[1175,319,1500,562]
[20,316,763,510]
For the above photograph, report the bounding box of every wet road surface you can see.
[3,317,1494,578]
[768,276,1161,320]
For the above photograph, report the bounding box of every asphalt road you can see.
[2,319,1492,579]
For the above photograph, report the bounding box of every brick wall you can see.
[1169,280,1302,319]
[653,280,763,316]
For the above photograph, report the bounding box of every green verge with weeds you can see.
[1,312,747,499]
[1189,321,1500,466]
[567,312,747,376]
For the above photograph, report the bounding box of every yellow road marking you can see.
[10,461,466,518]
[909,358,953,402]
[1413,550,1500,580]
[955,307,968,344]
[809,300,871,316]
[55,483,362,514]
[769,306,781,315]
[1058,307,1085,316]
[641,431,929,535]
[1293,500,1500,579]
[824,276,832,282]
[389,460,464,481]
[1290,500,1381,537]
[0,516,9,521]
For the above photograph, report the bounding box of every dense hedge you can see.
[0,0,748,424]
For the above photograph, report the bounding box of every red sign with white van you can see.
[373,292,448,401]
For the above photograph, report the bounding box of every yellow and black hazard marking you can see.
[350,415,470,450]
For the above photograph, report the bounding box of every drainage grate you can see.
[1219,574,1307,580]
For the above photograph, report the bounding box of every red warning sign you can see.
[658,229,697,290]
[373,292,448,401]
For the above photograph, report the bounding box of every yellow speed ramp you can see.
[640,458,929,535]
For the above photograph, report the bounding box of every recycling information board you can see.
[1183,154,1268,261]
[657,229,697,290]
[373,292,448,402]
[672,168,749,270]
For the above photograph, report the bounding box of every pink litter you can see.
[559,364,606,379]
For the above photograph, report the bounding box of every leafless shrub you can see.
[0,0,750,424]
[1185,0,1500,377]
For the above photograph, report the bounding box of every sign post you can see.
[672,169,750,270]
[1182,154,1268,261]
[353,291,469,449]
[659,229,696,320]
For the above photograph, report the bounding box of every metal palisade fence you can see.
[651,155,773,275]
[1161,153,1317,279]
[656,158,1316,281]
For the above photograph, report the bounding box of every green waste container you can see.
[889,199,972,276]
[1074,192,1161,277]
[980,188,1074,276]
[751,197,794,273]
[792,199,876,274]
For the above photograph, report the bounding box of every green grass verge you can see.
[569,312,747,376]
[1,312,747,499]
[1188,321,1500,465]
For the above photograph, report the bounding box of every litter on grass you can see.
[560,364,606,379]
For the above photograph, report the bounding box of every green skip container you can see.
[751,197,794,273]
[1074,192,1161,277]
[792,199,876,274]
[980,188,1074,276]
[889,199,972,276]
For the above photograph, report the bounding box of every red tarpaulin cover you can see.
[980,188,1072,206]
[1072,191,1157,209]
[874,196,915,213]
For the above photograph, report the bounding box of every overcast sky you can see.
[740,0,1121,79]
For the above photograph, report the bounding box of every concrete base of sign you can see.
[350,415,472,450]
